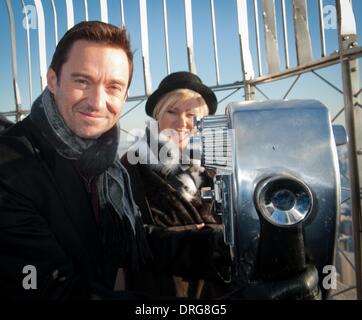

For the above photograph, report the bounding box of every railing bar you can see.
[50,0,59,47]
[255,86,271,100]
[84,0,89,21]
[0,111,28,118]
[210,82,244,91]
[120,127,137,138]
[283,74,301,99]
[120,0,125,26]
[21,0,33,107]
[329,286,356,298]
[100,0,109,23]
[236,0,255,80]
[261,0,281,74]
[210,0,220,85]
[338,0,362,300]
[120,99,146,119]
[139,0,153,95]
[338,0,357,37]
[184,0,197,73]
[251,47,362,85]
[318,0,327,57]
[281,0,290,69]
[341,171,350,183]
[354,88,362,98]
[293,0,313,65]
[337,246,356,270]
[65,0,74,30]
[342,197,351,204]
[253,0,263,76]
[312,70,344,94]
[125,84,243,102]
[34,0,47,91]
[218,87,243,104]
[162,0,171,74]
[332,106,345,122]
[5,0,22,121]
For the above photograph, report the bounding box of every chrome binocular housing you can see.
[190,99,343,289]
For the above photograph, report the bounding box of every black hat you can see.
[145,71,217,117]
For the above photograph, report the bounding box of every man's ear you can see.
[47,68,58,94]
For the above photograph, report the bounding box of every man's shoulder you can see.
[0,119,46,183]
[0,120,36,162]
[0,120,51,198]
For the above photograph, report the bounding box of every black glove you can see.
[145,224,231,282]
[223,264,321,300]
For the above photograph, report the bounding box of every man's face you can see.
[47,40,130,139]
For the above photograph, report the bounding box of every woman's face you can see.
[158,98,205,151]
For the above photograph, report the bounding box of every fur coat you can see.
[121,127,231,298]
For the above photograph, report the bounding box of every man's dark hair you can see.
[50,21,133,89]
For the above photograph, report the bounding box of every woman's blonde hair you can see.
[153,88,209,120]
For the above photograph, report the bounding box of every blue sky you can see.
[0,0,361,137]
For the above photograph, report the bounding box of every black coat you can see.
[0,115,12,133]
[0,117,226,300]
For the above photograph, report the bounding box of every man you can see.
[0,21,227,299]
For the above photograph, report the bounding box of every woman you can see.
[122,71,231,298]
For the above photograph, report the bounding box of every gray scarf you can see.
[29,88,150,267]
